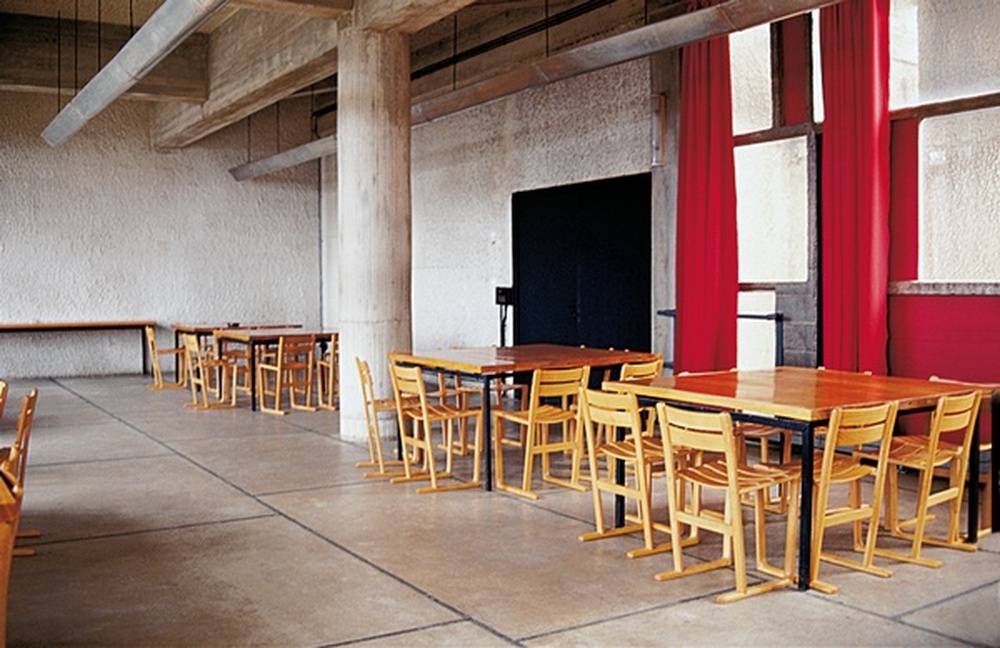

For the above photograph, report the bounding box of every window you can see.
[920,107,1000,281]
[730,24,773,135]
[735,137,809,283]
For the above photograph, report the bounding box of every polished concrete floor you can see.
[3,375,998,647]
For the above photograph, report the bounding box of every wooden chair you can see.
[493,366,590,500]
[808,401,898,594]
[866,390,983,568]
[317,335,340,411]
[0,381,7,421]
[388,361,483,493]
[1,389,39,558]
[442,374,528,456]
[257,335,317,415]
[145,325,186,390]
[578,388,684,558]
[215,334,252,404]
[618,355,663,437]
[182,333,237,410]
[356,357,413,478]
[654,403,801,603]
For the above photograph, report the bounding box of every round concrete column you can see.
[337,23,412,442]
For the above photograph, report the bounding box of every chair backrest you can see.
[357,357,378,421]
[389,362,432,418]
[619,356,664,381]
[1,388,39,495]
[927,390,982,458]
[657,403,737,459]
[0,380,7,423]
[279,335,316,366]
[579,388,644,441]
[145,325,159,356]
[531,366,591,403]
[826,401,899,452]
[182,333,205,371]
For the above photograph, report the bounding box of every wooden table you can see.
[605,366,996,591]
[171,323,303,382]
[389,344,660,491]
[0,320,156,375]
[213,327,337,411]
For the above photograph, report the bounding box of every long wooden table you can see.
[604,366,995,591]
[0,320,156,375]
[213,327,337,411]
[389,344,660,491]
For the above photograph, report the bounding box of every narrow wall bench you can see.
[0,321,156,375]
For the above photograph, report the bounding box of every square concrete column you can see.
[336,21,412,442]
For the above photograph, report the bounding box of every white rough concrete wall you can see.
[409,59,652,350]
[0,93,321,378]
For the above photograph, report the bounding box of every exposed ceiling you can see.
[1,0,837,171]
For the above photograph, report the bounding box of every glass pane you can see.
[812,9,823,123]
[738,291,776,370]
[735,137,809,283]
[920,107,1000,281]
[890,0,920,108]
[730,24,772,135]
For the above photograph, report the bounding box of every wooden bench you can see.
[0,321,156,375]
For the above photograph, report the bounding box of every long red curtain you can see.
[674,1,738,372]
[820,0,891,374]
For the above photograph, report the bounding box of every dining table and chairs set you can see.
[145,323,339,415]
[361,344,996,603]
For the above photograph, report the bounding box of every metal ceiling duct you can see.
[41,0,230,148]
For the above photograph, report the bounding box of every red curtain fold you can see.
[674,19,738,373]
[820,0,891,374]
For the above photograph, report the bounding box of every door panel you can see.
[512,173,651,351]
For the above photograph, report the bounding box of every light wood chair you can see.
[0,381,6,421]
[1,389,39,558]
[257,335,317,415]
[388,361,483,493]
[182,333,237,410]
[317,335,340,411]
[578,388,687,558]
[618,355,664,438]
[356,357,415,478]
[654,402,801,603]
[441,374,529,457]
[494,366,590,500]
[215,334,252,404]
[868,390,983,568]
[145,325,186,390]
[808,401,898,594]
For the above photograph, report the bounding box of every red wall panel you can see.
[889,294,999,442]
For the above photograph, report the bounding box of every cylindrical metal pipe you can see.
[41,0,229,147]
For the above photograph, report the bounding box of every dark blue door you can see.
[512,173,651,352]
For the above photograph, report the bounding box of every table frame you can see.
[0,320,156,375]
[604,367,996,592]
[389,344,660,492]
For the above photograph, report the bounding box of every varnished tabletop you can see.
[390,344,660,375]
[605,367,977,422]
[214,327,335,342]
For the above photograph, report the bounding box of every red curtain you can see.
[674,2,738,372]
[820,0,891,374]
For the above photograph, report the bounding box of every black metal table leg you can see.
[482,375,493,491]
[798,420,816,591]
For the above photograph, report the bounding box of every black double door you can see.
[512,173,651,352]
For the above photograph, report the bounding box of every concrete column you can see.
[650,50,681,370]
[336,18,412,442]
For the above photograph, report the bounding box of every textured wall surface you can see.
[0,93,321,378]
[409,59,652,351]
